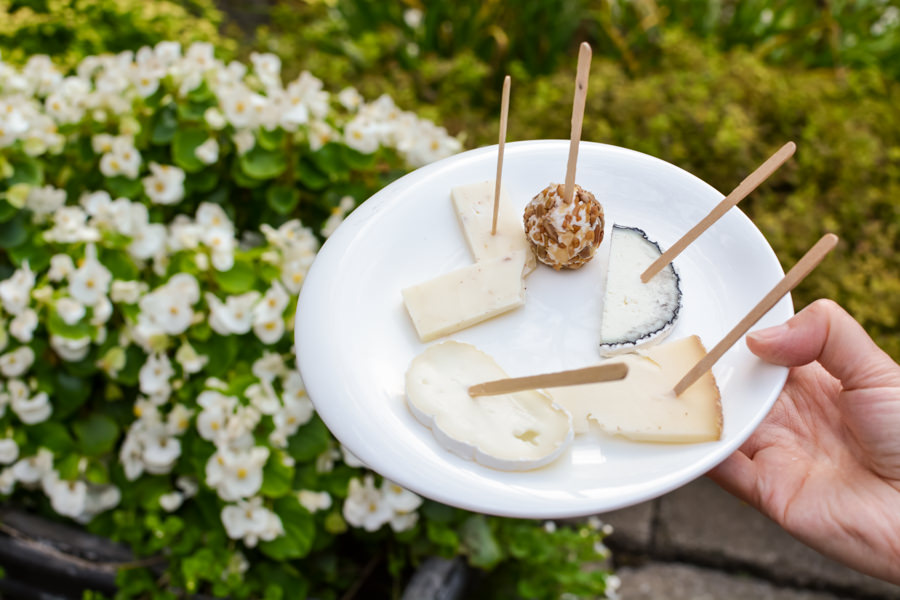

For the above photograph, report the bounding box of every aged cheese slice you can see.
[406,341,573,470]
[551,335,722,441]
[401,251,528,342]
[599,226,682,355]
[451,181,536,274]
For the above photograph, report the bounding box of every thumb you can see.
[746,299,900,391]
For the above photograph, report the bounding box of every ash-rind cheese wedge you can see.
[451,181,537,274]
[406,341,573,470]
[401,250,528,342]
[551,335,722,441]
[599,225,682,355]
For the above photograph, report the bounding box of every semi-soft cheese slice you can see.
[599,225,682,355]
[451,181,536,273]
[406,341,573,470]
[551,335,722,441]
[401,251,528,342]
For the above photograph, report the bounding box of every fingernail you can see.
[748,323,789,343]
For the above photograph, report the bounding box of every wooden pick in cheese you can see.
[401,250,528,342]
[406,341,573,471]
[551,335,722,441]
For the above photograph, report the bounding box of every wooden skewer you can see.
[641,141,797,283]
[468,362,628,397]
[492,75,511,235]
[673,233,839,396]
[563,42,592,204]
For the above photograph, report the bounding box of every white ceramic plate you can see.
[295,140,791,519]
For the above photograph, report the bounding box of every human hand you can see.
[708,299,900,584]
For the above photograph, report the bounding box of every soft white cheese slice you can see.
[551,335,722,441]
[401,251,528,342]
[451,181,536,274]
[406,341,573,470]
[599,225,682,355]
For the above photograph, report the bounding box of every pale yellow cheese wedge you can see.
[451,181,536,274]
[401,251,528,342]
[406,341,573,470]
[551,335,722,441]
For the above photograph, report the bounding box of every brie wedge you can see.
[401,251,528,342]
[551,335,722,441]
[405,341,573,471]
[451,181,536,273]
[599,225,682,355]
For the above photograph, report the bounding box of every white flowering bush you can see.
[0,43,614,599]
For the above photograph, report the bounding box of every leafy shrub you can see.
[0,45,614,599]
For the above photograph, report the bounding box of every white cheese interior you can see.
[451,181,536,273]
[401,251,527,342]
[551,335,722,441]
[599,226,681,353]
[406,341,573,470]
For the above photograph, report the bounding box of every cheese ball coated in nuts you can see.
[523,183,605,270]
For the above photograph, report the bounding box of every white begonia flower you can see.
[224,405,261,448]
[69,244,112,306]
[245,380,280,415]
[0,468,15,495]
[253,282,289,323]
[42,471,88,519]
[176,476,199,498]
[298,490,332,513]
[48,254,75,282]
[44,206,100,244]
[205,446,269,502]
[99,137,141,179]
[195,137,220,165]
[0,346,35,378]
[206,291,261,336]
[139,352,174,397]
[175,342,208,374]
[250,52,282,91]
[0,261,35,315]
[159,491,184,512]
[221,496,284,547]
[97,346,126,378]
[204,107,227,130]
[252,314,284,345]
[167,404,193,436]
[344,117,380,154]
[129,221,167,261]
[78,484,122,523]
[202,227,236,272]
[92,133,115,154]
[220,84,257,129]
[196,390,238,443]
[251,351,286,382]
[382,480,423,514]
[337,87,363,112]
[110,280,146,304]
[390,511,419,533]
[286,72,329,119]
[10,309,38,343]
[30,285,52,305]
[119,428,145,481]
[12,448,54,485]
[90,297,113,326]
[50,334,91,362]
[321,195,356,238]
[0,438,19,464]
[141,426,182,475]
[25,185,66,219]
[340,444,367,468]
[232,129,255,155]
[12,386,52,425]
[343,475,393,532]
[142,162,185,205]
[269,392,314,448]
[136,273,198,339]
[56,297,86,325]
[315,446,340,473]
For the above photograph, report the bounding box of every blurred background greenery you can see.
[2,0,899,358]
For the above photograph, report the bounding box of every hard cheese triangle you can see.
[550,335,722,441]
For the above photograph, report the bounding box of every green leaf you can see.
[460,515,503,569]
[0,199,17,223]
[185,169,219,194]
[259,496,315,560]
[260,450,295,498]
[426,521,460,552]
[230,158,266,189]
[56,453,82,480]
[151,105,178,145]
[257,128,285,151]
[310,143,347,176]
[85,459,110,484]
[73,414,120,456]
[134,476,173,511]
[287,416,331,462]
[53,371,92,420]
[8,237,51,271]
[265,185,300,215]
[105,176,143,199]
[212,259,257,294]
[296,159,330,190]
[27,422,74,453]
[172,127,208,173]
[341,145,376,169]
[196,334,239,377]
[0,212,28,249]
[8,157,43,186]
[239,145,287,180]
[100,247,139,280]
[47,310,92,340]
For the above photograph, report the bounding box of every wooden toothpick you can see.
[641,141,797,283]
[492,75,511,235]
[468,362,628,397]
[563,42,592,204]
[673,233,839,396]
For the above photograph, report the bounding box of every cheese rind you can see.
[451,181,536,273]
[551,335,722,441]
[406,341,573,470]
[599,225,682,355]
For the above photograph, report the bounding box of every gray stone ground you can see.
[598,477,900,600]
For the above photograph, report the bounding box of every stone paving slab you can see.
[655,478,900,598]
[617,562,855,600]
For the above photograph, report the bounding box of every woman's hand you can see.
[708,299,900,584]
